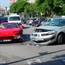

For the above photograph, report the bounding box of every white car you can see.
[30,18,65,45]
[8,13,22,24]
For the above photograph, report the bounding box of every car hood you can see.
[0,28,20,37]
[37,25,61,31]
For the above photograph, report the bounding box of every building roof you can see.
[0,8,5,11]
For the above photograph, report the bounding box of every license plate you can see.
[3,40,11,42]
[32,38,43,41]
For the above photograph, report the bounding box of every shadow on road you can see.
[23,34,30,42]
[0,49,65,65]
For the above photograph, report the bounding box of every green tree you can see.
[35,0,45,17]
[10,0,28,14]
[35,0,45,6]
[10,2,17,13]
[41,2,51,17]
[53,0,63,15]
[24,4,36,17]
[62,4,65,15]
[10,0,65,17]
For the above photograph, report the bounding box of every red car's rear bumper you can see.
[0,35,24,42]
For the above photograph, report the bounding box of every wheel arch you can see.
[57,32,65,37]
[56,32,65,43]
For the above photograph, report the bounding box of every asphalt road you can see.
[0,24,65,65]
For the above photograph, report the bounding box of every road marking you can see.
[27,59,42,65]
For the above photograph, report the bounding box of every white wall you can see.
[27,0,35,3]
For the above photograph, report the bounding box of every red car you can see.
[0,22,24,42]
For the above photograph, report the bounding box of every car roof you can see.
[52,17,65,20]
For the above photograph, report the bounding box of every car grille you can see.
[34,34,37,36]
[35,29,50,32]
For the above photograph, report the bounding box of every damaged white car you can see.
[30,18,65,45]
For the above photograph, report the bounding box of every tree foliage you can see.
[24,4,36,17]
[62,4,65,15]
[10,0,28,14]
[10,0,65,17]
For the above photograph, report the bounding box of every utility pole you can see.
[5,7,7,16]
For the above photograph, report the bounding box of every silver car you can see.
[30,18,65,45]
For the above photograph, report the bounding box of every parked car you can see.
[0,17,8,22]
[22,17,29,24]
[32,17,45,27]
[0,22,24,42]
[41,18,53,25]
[30,18,65,45]
[26,18,36,25]
[8,13,22,24]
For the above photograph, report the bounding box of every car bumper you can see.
[30,35,56,45]
[0,35,24,42]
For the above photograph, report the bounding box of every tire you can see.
[57,33,64,44]
[19,38,24,42]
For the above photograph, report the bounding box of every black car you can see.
[0,17,8,22]
[32,17,45,27]
[22,17,29,24]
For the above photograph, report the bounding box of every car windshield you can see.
[46,19,65,26]
[0,23,18,28]
[9,16,20,21]
[44,18,51,22]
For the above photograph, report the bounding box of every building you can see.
[10,0,35,4]
[10,0,17,4]
[0,8,5,16]
[26,0,35,3]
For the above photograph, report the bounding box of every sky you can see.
[0,0,10,8]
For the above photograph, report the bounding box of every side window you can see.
[60,21,65,26]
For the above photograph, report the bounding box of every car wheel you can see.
[57,33,64,44]
[19,39,24,42]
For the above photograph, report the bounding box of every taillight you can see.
[14,35,21,39]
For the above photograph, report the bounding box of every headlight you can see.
[14,35,21,39]
[48,30,56,34]
[41,30,56,36]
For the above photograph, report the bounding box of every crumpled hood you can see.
[37,25,61,31]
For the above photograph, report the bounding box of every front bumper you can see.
[30,34,56,45]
